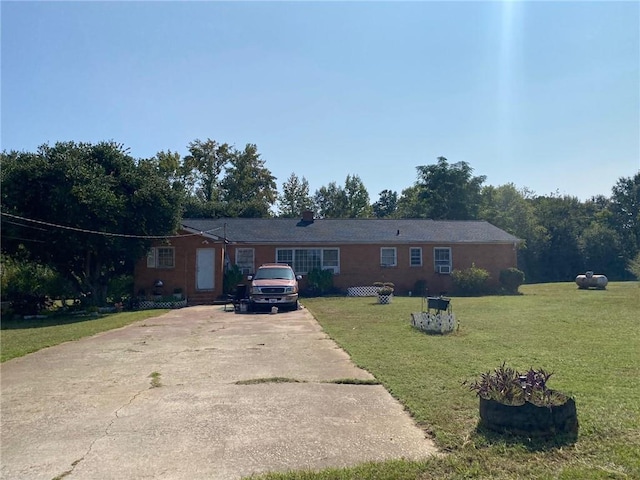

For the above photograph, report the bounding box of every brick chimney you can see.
[301,210,314,223]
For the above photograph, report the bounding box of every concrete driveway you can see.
[1,305,437,480]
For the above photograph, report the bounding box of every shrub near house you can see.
[451,264,490,296]
[304,268,334,296]
[499,268,525,294]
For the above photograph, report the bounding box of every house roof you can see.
[180,218,520,245]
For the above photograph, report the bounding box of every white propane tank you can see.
[575,271,608,289]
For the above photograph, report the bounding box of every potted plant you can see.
[173,287,183,300]
[375,282,395,304]
[465,363,578,437]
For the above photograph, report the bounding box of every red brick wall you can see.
[135,236,518,302]
[226,242,517,295]
[134,234,225,301]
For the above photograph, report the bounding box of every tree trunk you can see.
[84,251,107,306]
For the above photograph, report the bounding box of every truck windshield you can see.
[254,268,294,280]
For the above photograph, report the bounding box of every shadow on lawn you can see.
[474,423,578,452]
[0,313,111,330]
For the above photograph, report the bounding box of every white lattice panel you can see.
[347,286,380,297]
[138,299,187,310]
[411,312,457,334]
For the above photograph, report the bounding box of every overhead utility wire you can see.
[2,235,46,243]
[0,212,223,239]
[2,219,49,231]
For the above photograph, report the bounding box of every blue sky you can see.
[2,1,639,202]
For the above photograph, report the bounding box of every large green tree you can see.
[220,144,277,217]
[609,173,640,261]
[372,189,398,218]
[417,157,486,219]
[344,174,372,218]
[314,181,347,219]
[277,173,314,218]
[579,221,625,277]
[396,185,425,218]
[179,140,277,218]
[480,184,536,236]
[529,194,591,282]
[397,157,486,219]
[183,138,231,204]
[479,184,549,281]
[0,141,183,304]
[152,149,184,190]
[313,175,371,219]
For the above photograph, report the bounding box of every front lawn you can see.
[255,282,639,479]
[0,310,169,362]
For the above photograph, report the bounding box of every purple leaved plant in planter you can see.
[464,362,578,438]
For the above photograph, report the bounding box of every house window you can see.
[235,248,255,275]
[434,247,451,274]
[276,248,340,274]
[294,249,321,273]
[410,247,422,267]
[380,247,397,267]
[322,249,340,273]
[276,249,293,266]
[147,247,175,268]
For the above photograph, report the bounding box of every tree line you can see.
[1,139,638,309]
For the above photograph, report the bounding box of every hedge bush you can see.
[1,255,73,315]
[451,264,490,296]
[499,268,525,294]
[305,268,334,296]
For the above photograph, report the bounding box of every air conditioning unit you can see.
[437,265,451,274]
[322,266,340,274]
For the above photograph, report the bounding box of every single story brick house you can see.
[134,211,520,305]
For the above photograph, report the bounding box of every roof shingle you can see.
[181,218,520,244]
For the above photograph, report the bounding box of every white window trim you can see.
[320,248,340,274]
[380,247,397,267]
[410,247,423,267]
[235,248,255,275]
[147,250,155,268]
[434,247,452,273]
[275,248,340,275]
[147,246,175,269]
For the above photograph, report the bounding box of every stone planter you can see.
[479,396,578,437]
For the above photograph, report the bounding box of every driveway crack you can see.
[50,388,148,480]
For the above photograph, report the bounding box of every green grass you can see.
[251,282,639,479]
[235,378,381,386]
[236,377,305,385]
[327,378,380,385]
[149,371,162,388]
[2,285,638,479]
[0,310,169,362]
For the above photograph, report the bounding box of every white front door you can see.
[196,248,215,291]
